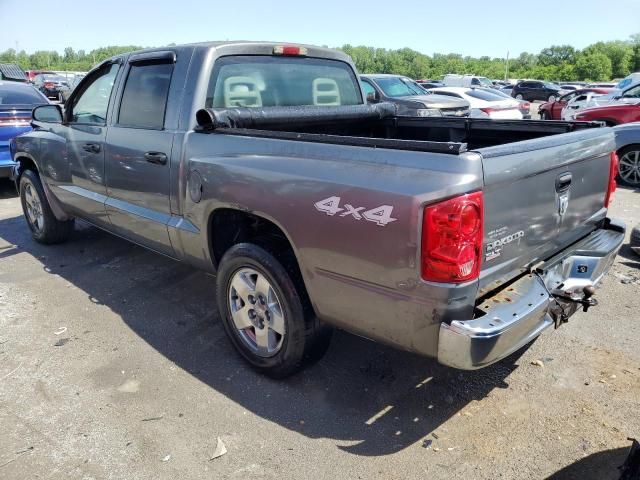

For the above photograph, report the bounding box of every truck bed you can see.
[195,103,605,152]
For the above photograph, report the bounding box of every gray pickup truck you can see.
[10,42,625,378]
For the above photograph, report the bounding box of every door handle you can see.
[82,143,101,154]
[556,173,572,193]
[144,151,167,165]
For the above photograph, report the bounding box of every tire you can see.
[617,145,640,187]
[515,94,524,100]
[548,94,557,102]
[216,243,332,378]
[19,169,73,244]
[631,225,640,247]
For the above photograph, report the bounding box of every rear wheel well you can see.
[209,208,314,314]
[210,209,297,268]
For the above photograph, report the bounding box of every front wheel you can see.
[19,170,74,244]
[617,146,640,187]
[515,94,524,100]
[216,243,332,378]
[548,94,557,102]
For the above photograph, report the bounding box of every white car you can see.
[561,92,606,120]
[427,87,523,119]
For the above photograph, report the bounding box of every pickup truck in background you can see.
[11,42,624,378]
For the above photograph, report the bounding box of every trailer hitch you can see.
[549,285,598,327]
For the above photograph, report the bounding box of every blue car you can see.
[0,81,49,178]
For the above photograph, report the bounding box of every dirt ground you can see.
[0,180,638,480]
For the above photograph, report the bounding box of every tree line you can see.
[1,34,639,81]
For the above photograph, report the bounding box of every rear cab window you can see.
[118,62,174,129]
[206,56,362,108]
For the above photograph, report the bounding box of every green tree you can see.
[538,45,576,66]
[574,52,612,81]
[584,41,633,78]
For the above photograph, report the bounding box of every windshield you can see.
[0,85,47,105]
[207,56,362,108]
[465,89,507,101]
[374,77,425,97]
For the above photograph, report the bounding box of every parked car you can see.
[416,79,444,89]
[361,74,470,117]
[427,86,523,119]
[561,91,607,120]
[0,64,27,82]
[442,74,493,88]
[0,81,49,178]
[499,85,514,96]
[587,83,617,89]
[560,85,580,91]
[58,74,86,103]
[483,87,531,118]
[538,88,611,120]
[612,122,640,187]
[511,80,565,102]
[33,74,70,99]
[25,70,56,83]
[11,42,623,378]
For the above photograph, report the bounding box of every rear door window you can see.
[207,56,362,108]
[117,63,174,129]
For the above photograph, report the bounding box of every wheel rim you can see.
[516,94,523,100]
[228,267,285,357]
[23,183,44,232]
[549,95,556,102]
[619,150,640,186]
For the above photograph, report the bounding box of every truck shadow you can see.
[546,446,628,479]
[0,216,522,457]
[0,179,18,199]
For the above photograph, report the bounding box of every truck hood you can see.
[403,95,470,109]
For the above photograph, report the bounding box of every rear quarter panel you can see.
[181,132,484,356]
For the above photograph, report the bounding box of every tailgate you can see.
[477,127,615,295]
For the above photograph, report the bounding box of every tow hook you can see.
[550,285,598,327]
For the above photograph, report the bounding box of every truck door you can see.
[49,62,121,226]
[104,51,177,257]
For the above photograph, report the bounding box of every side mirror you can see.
[366,91,379,103]
[32,104,63,123]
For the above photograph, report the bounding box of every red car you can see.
[538,88,610,120]
[574,102,640,126]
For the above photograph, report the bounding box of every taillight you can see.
[273,45,308,56]
[604,151,618,208]
[44,82,55,88]
[521,102,531,110]
[421,191,484,283]
[0,117,30,126]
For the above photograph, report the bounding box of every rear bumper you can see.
[437,218,625,370]
[0,157,15,178]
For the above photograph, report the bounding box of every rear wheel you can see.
[515,94,524,100]
[547,94,557,102]
[617,145,640,187]
[19,170,73,244]
[540,110,550,120]
[216,243,332,378]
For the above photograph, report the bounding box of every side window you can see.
[118,63,174,129]
[361,80,376,97]
[623,85,640,98]
[471,78,480,86]
[519,82,531,88]
[70,63,119,125]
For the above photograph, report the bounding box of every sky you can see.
[1,0,639,58]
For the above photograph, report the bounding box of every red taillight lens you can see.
[605,151,618,208]
[44,82,55,88]
[421,191,484,283]
[522,102,531,110]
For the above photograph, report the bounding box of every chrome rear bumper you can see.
[437,218,625,370]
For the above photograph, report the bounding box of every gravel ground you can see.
[0,180,638,480]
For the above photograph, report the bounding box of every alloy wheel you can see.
[619,149,640,186]
[228,267,286,357]
[23,183,44,232]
